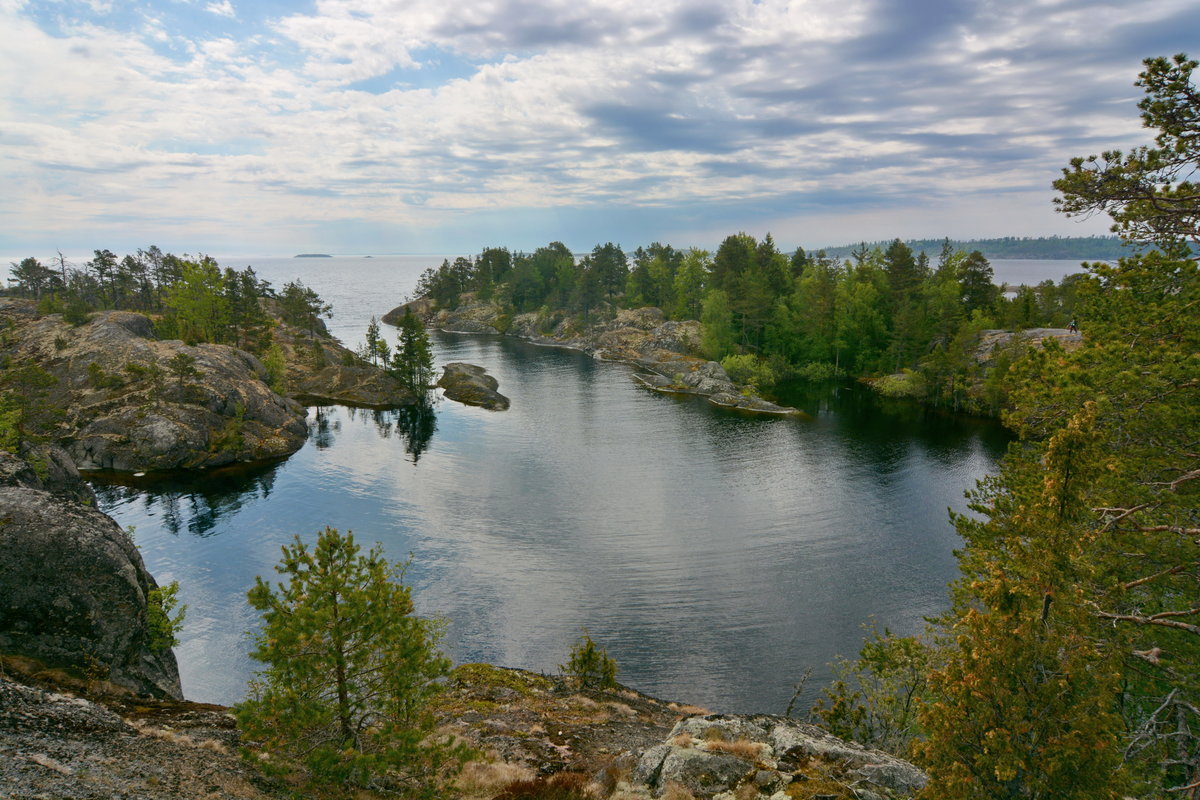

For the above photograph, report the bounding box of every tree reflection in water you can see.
[343,402,437,463]
[89,460,281,537]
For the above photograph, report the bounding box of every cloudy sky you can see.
[1,0,1196,258]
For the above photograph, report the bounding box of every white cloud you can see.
[205,1,236,19]
[0,0,1193,253]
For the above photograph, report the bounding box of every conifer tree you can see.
[390,309,435,396]
[237,528,467,794]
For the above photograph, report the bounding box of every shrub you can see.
[87,362,124,390]
[719,353,776,390]
[261,343,287,392]
[870,369,926,399]
[146,581,186,652]
[561,630,618,690]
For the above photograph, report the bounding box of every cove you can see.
[93,327,1009,714]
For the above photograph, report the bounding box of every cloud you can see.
[205,1,236,20]
[0,0,1192,255]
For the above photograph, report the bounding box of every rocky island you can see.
[438,362,510,410]
[386,299,803,417]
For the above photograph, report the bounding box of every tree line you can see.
[414,235,1085,414]
[6,247,332,355]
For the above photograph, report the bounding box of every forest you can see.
[412,233,1085,415]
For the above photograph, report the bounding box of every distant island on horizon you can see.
[819,235,1141,261]
[293,253,332,258]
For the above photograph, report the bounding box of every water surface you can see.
[93,254,1013,713]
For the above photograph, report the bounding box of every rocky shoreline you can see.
[0,297,416,475]
[0,655,927,800]
[0,434,924,799]
[386,299,804,417]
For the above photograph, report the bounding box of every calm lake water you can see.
[89,254,1046,713]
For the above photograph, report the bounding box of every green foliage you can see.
[917,54,1200,798]
[209,403,246,454]
[124,361,165,398]
[146,580,187,652]
[719,353,776,390]
[86,362,124,390]
[793,361,845,382]
[261,343,287,392]
[236,527,467,794]
[390,309,435,396]
[1055,53,1200,247]
[560,630,618,690]
[700,289,735,360]
[0,363,61,442]
[62,295,92,326]
[869,369,926,399]
[166,352,200,387]
[162,258,227,344]
[279,280,332,338]
[810,624,933,757]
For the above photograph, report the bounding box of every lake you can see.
[91,254,1036,713]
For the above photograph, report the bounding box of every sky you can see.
[1,0,1197,259]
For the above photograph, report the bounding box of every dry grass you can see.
[604,701,637,717]
[661,781,698,800]
[455,759,536,800]
[669,732,694,747]
[492,771,598,800]
[702,738,764,761]
[126,720,230,754]
[668,703,711,716]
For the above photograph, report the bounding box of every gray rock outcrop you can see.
[632,714,927,799]
[974,327,1082,366]
[0,451,182,699]
[0,300,309,472]
[438,362,510,410]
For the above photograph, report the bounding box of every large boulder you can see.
[0,452,182,699]
[438,362,510,410]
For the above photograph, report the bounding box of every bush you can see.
[870,369,926,399]
[493,772,593,800]
[146,581,187,652]
[719,353,776,390]
[794,361,845,382]
[561,630,618,690]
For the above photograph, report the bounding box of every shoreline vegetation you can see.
[0,250,421,474]
[399,233,1086,420]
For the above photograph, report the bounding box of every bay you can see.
[92,253,1020,713]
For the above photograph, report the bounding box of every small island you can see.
[293,253,332,258]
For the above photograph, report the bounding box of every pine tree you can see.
[390,309,435,396]
[236,527,467,794]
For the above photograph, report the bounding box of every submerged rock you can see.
[0,451,182,699]
[438,362,510,410]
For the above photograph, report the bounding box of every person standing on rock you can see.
[1068,319,1078,333]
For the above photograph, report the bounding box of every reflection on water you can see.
[93,330,1010,713]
